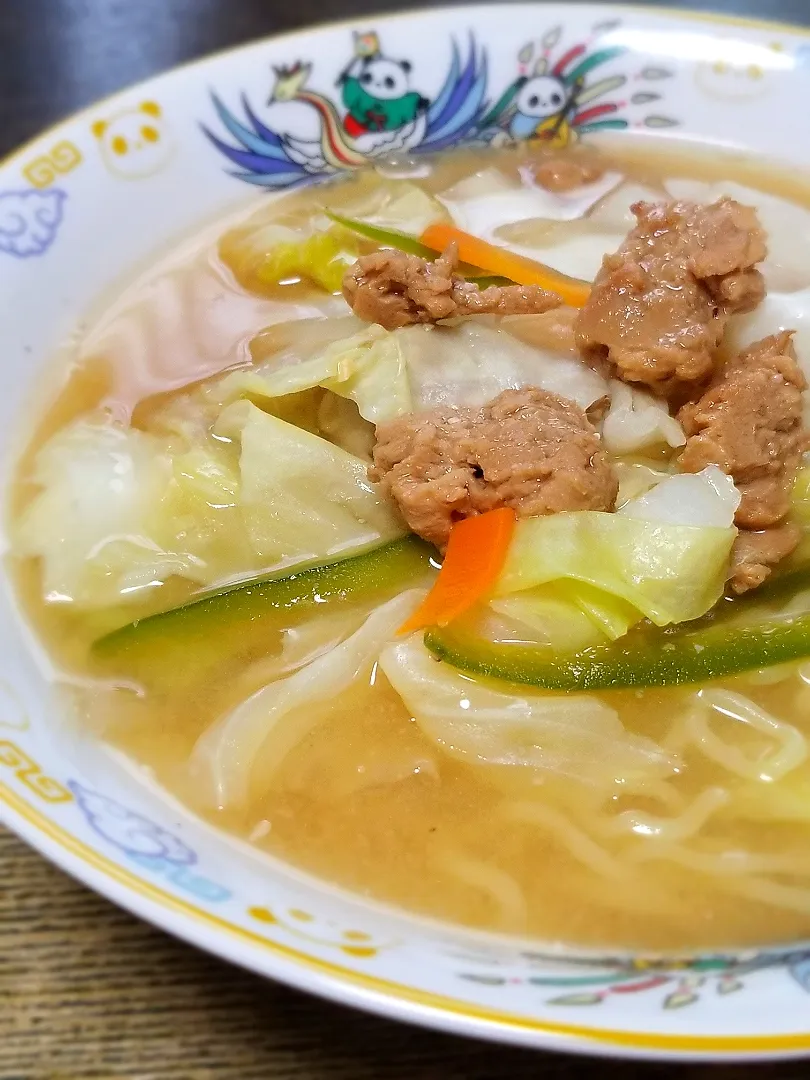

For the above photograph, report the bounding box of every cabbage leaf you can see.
[237,319,608,423]
[191,590,423,808]
[380,636,676,783]
[601,380,685,455]
[333,178,446,235]
[437,166,621,239]
[496,510,736,626]
[215,400,403,565]
[489,579,640,649]
[14,400,403,610]
[220,178,445,295]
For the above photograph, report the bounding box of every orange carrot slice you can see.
[419,222,592,308]
[399,507,517,635]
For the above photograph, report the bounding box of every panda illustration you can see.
[509,74,573,140]
[338,46,429,136]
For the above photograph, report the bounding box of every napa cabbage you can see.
[14,401,402,610]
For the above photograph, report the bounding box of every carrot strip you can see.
[399,507,517,634]
[419,222,592,308]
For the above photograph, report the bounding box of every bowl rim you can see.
[7,785,810,1062]
[4,1,810,1060]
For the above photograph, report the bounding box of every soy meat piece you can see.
[343,245,561,331]
[576,198,767,398]
[371,387,617,549]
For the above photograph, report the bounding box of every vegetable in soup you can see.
[13,138,810,951]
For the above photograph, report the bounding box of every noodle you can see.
[718,876,810,917]
[19,139,810,951]
[596,786,729,842]
[502,801,626,880]
[627,843,810,918]
[433,849,528,932]
[687,690,808,782]
[628,843,810,878]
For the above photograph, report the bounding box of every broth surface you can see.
[12,139,810,951]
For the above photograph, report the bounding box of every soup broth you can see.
[12,138,810,951]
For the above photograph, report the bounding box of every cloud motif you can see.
[68,780,196,865]
[0,188,66,257]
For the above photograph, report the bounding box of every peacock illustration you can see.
[476,22,678,149]
[203,36,488,188]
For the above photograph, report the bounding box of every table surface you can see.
[2,1,810,1077]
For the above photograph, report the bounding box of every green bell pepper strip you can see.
[94,537,434,686]
[425,613,810,691]
[425,565,810,691]
[325,211,508,288]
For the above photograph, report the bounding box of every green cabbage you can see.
[14,401,402,611]
[191,590,423,808]
[490,579,640,651]
[332,179,446,235]
[496,512,736,627]
[489,586,607,651]
[380,637,675,783]
[220,219,360,295]
[235,323,411,425]
[219,178,445,296]
[215,400,402,564]
[250,226,360,293]
[236,320,608,425]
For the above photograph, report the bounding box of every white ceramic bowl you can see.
[4,3,810,1062]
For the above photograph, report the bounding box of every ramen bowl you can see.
[4,2,810,1061]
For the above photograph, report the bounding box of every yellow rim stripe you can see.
[4,780,810,1054]
[4,0,810,1056]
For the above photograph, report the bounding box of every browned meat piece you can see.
[530,153,604,193]
[679,332,806,528]
[575,198,767,397]
[371,387,617,549]
[343,244,562,331]
[728,524,801,594]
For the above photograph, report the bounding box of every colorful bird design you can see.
[458,949,810,1010]
[478,29,631,148]
[203,36,487,188]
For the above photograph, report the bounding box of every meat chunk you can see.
[531,153,604,193]
[343,244,562,331]
[575,198,767,397]
[728,525,801,595]
[678,332,806,528]
[371,387,617,549]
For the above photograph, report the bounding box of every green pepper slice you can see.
[425,614,810,691]
[95,537,434,687]
[425,566,810,691]
[325,211,509,288]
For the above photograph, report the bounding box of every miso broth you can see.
[11,138,810,952]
